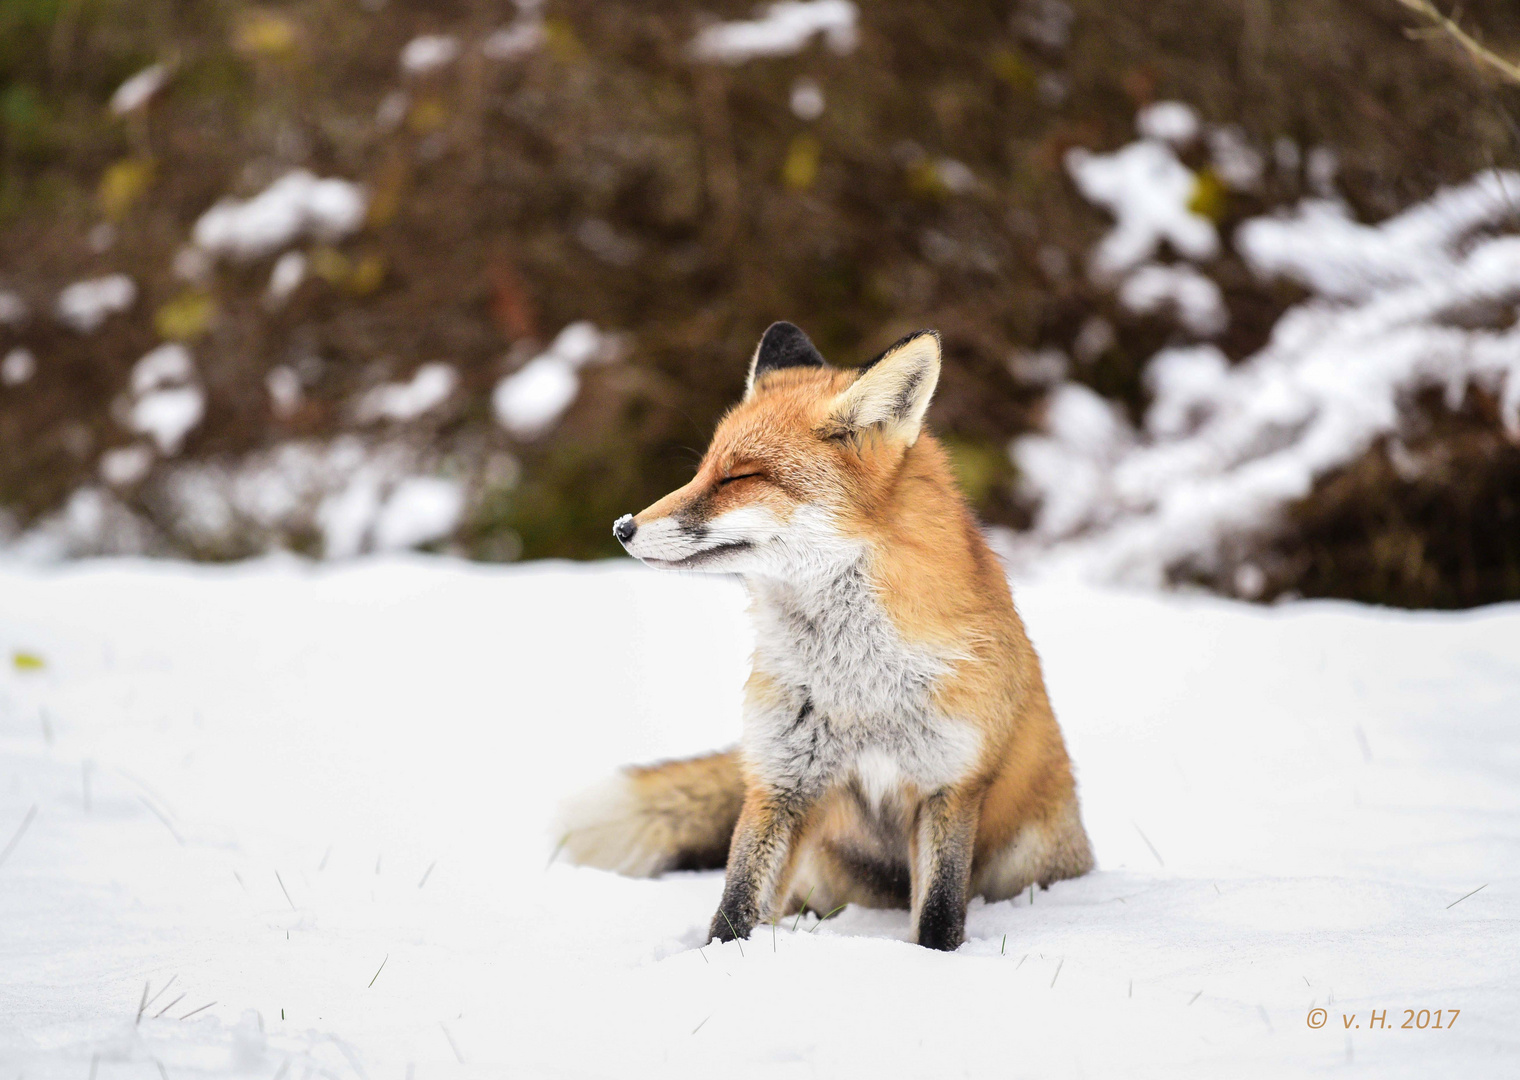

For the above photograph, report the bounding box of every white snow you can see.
[192,171,367,262]
[371,478,465,551]
[399,35,460,75]
[1209,124,1265,191]
[1119,262,1228,336]
[1236,171,1520,301]
[151,438,462,559]
[491,321,613,440]
[265,251,307,305]
[54,275,136,333]
[690,0,858,63]
[109,63,169,115]
[0,559,1514,1078]
[98,445,154,487]
[265,366,302,419]
[1065,140,1218,280]
[789,78,825,120]
[131,343,195,396]
[1136,100,1199,146]
[2,347,36,387]
[482,9,544,62]
[123,345,204,457]
[1013,169,1520,587]
[130,387,205,456]
[354,363,457,424]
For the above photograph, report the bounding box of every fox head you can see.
[613,321,943,578]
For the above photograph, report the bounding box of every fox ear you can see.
[746,322,826,398]
[822,330,941,446]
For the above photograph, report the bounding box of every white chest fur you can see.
[742,562,980,796]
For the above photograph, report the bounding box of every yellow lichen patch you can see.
[906,158,949,200]
[988,48,1036,94]
[542,18,584,63]
[344,251,387,296]
[11,651,45,672]
[365,155,409,229]
[1188,168,1228,222]
[98,158,155,222]
[782,134,820,191]
[153,291,216,341]
[235,11,298,58]
[407,97,449,134]
[309,246,351,284]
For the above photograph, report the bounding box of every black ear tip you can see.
[751,320,825,380]
[760,321,807,346]
[860,328,941,372]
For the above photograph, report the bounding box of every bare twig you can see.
[1393,0,1520,85]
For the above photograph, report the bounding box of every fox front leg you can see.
[710,786,811,943]
[910,788,980,951]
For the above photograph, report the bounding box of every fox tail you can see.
[555,749,743,876]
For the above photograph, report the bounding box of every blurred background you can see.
[1,0,1517,606]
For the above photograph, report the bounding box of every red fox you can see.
[559,322,1093,950]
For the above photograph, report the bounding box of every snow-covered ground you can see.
[1,558,1515,1078]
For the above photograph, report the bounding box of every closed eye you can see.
[719,472,763,486]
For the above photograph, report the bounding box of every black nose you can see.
[613,515,637,543]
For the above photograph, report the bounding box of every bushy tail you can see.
[555,749,744,876]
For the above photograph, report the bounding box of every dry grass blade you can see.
[135,981,150,1026]
[438,1022,465,1064]
[808,904,848,931]
[275,870,296,911]
[178,1001,216,1020]
[144,974,177,1010]
[137,798,185,846]
[368,954,389,988]
[719,911,745,956]
[1446,883,1488,908]
[0,804,38,868]
[153,992,186,1019]
[1392,0,1520,85]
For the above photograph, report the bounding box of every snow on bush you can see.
[1135,100,1199,147]
[399,35,460,75]
[193,171,366,262]
[1064,139,1217,280]
[492,321,617,440]
[157,438,473,558]
[372,476,465,551]
[266,250,307,305]
[354,363,457,424]
[54,274,136,332]
[2,347,35,386]
[110,62,169,114]
[125,343,203,455]
[690,0,858,63]
[1118,263,1227,337]
[484,1,546,61]
[99,444,154,487]
[1011,167,1520,588]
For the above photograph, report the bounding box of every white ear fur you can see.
[824,331,941,445]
